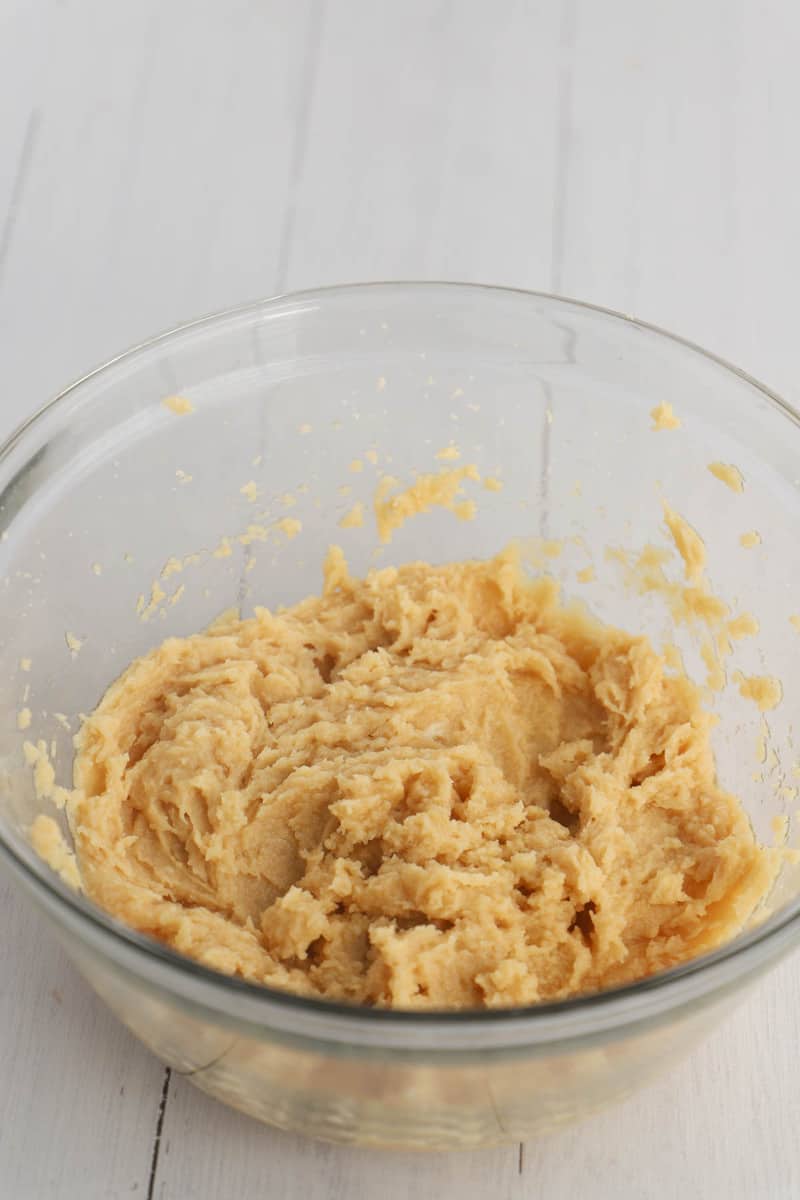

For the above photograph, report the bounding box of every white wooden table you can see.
[2,3,800,1196]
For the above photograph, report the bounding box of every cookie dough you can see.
[708,461,745,492]
[650,402,681,431]
[67,548,775,1009]
[374,466,481,543]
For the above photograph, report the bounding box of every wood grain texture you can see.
[554,0,800,408]
[0,875,164,1198]
[153,962,800,1200]
[156,1074,520,1200]
[0,3,315,1197]
[283,0,562,291]
[2,1,800,1197]
[0,0,314,414]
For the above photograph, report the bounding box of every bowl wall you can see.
[2,284,799,1146]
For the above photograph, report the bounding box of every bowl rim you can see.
[3,278,800,1037]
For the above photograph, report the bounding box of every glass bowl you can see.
[2,282,800,1150]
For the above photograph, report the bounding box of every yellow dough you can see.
[67,548,775,1009]
[650,402,681,431]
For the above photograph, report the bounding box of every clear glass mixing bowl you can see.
[2,283,800,1149]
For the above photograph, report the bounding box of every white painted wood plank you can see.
[0,4,175,1192]
[0,3,314,1198]
[154,3,566,1190]
[155,6,565,1184]
[154,958,800,1200]
[0,875,165,1199]
[157,1077,523,1200]
[556,0,800,408]
[282,0,562,291]
[0,4,45,222]
[524,959,800,1199]
[0,0,315,416]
